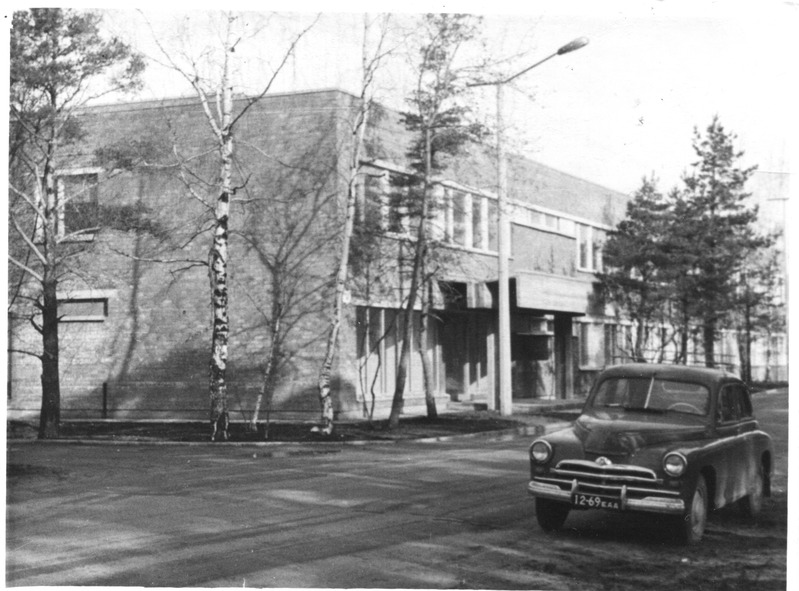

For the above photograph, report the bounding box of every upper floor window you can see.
[357,164,497,253]
[360,169,418,238]
[486,199,498,251]
[56,171,100,239]
[577,223,604,272]
[440,187,495,252]
[451,189,469,246]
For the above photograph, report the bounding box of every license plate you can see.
[572,493,621,510]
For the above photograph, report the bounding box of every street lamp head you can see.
[557,37,589,55]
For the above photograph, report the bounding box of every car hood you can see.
[574,410,710,456]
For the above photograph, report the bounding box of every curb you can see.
[7,421,574,448]
[413,421,572,443]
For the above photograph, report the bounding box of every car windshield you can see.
[591,377,710,416]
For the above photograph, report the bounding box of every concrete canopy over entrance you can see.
[486,272,594,401]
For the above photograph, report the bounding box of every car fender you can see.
[665,430,772,509]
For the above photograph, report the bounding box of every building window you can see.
[451,189,469,247]
[357,306,438,399]
[360,169,423,237]
[577,223,604,272]
[593,231,604,272]
[559,218,576,236]
[487,199,498,251]
[57,172,99,239]
[359,171,387,229]
[577,224,590,269]
[471,193,484,249]
[358,164,498,253]
[579,321,607,368]
[543,213,558,231]
[59,297,108,323]
[387,184,407,234]
[444,188,495,252]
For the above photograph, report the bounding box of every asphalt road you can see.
[6,390,788,589]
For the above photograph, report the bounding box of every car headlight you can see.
[663,452,687,477]
[530,440,553,463]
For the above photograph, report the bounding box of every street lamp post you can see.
[472,37,588,416]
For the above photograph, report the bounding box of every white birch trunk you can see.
[315,15,387,435]
[208,34,233,442]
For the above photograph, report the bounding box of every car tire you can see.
[738,461,765,517]
[678,474,708,545]
[535,498,570,532]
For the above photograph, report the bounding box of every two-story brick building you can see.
[5,88,650,423]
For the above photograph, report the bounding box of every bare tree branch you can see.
[8,181,43,217]
[8,348,43,361]
[10,216,47,267]
[8,254,45,283]
[107,245,207,267]
[230,14,320,129]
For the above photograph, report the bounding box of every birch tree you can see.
[147,11,316,440]
[8,8,144,438]
[314,13,393,435]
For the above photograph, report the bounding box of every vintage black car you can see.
[527,363,773,544]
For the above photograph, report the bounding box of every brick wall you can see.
[8,89,632,423]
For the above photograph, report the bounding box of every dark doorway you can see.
[512,333,552,399]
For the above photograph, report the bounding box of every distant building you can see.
[6,89,787,423]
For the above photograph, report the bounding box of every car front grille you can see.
[534,459,679,500]
[556,460,658,483]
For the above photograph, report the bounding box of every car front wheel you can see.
[678,474,708,545]
[535,498,570,532]
[738,461,765,517]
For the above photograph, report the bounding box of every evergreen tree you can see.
[388,13,487,428]
[675,116,768,367]
[9,8,144,438]
[599,118,778,372]
[597,176,673,362]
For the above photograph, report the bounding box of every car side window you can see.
[718,384,752,423]
[738,385,753,419]
[719,386,739,423]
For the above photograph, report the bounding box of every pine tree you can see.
[388,13,487,428]
[675,116,768,367]
[9,8,144,438]
[597,176,673,362]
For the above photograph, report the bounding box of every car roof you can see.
[598,363,739,388]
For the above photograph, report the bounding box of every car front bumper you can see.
[528,479,686,515]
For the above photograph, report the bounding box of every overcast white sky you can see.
[9,0,796,225]
[91,0,797,225]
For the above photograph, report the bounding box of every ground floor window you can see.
[579,321,606,369]
[578,318,787,381]
[439,311,491,401]
[356,306,442,401]
[58,297,108,323]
